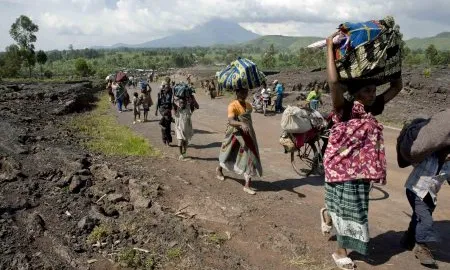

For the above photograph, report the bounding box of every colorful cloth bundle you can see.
[335,20,383,60]
[335,16,403,85]
[218,57,266,91]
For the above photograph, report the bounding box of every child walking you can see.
[159,110,173,146]
[132,92,141,124]
[140,89,153,122]
[173,99,193,160]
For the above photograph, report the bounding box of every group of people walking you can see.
[213,34,448,270]
[107,51,448,269]
[106,76,195,161]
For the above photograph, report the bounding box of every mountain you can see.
[239,35,323,50]
[242,32,450,51]
[242,35,302,49]
[405,32,450,51]
[97,19,260,49]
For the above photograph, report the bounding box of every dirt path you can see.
[116,82,450,270]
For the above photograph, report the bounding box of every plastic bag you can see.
[281,106,312,133]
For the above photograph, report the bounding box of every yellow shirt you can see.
[306,90,321,102]
[227,100,252,119]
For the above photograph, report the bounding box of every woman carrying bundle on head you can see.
[215,86,263,195]
[320,29,402,270]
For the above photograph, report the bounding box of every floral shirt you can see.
[324,101,386,183]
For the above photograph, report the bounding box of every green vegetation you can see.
[166,247,182,260]
[71,94,158,157]
[74,58,95,77]
[406,32,450,51]
[1,15,449,80]
[118,248,155,269]
[36,50,48,77]
[207,233,228,246]
[9,15,39,77]
[87,224,111,243]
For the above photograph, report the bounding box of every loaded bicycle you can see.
[284,125,329,177]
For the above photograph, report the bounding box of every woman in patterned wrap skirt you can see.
[322,32,402,270]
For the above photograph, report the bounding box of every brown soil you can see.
[0,81,247,270]
[1,68,449,270]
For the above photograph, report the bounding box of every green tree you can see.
[36,50,47,77]
[10,15,39,77]
[9,15,39,50]
[74,58,95,77]
[262,44,276,68]
[0,45,23,77]
[425,44,439,65]
[22,49,36,77]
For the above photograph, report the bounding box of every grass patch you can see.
[287,254,330,270]
[71,94,158,156]
[166,247,183,260]
[207,233,228,246]
[118,248,155,269]
[87,224,111,243]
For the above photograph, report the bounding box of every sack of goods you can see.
[218,57,266,91]
[115,71,128,82]
[174,83,194,98]
[397,109,450,168]
[279,133,296,153]
[140,81,148,90]
[334,16,402,86]
[281,106,313,133]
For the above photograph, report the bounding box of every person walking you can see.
[155,83,173,117]
[321,32,402,270]
[273,80,284,113]
[173,99,194,160]
[216,87,263,195]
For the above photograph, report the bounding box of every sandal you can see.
[216,167,225,181]
[243,187,256,195]
[332,253,355,270]
[320,208,332,236]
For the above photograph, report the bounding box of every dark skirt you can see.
[161,126,172,144]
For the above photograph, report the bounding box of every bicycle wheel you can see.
[312,140,325,176]
[291,142,318,177]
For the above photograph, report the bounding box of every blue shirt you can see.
[275,83,284,96]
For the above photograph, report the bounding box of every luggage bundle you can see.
[279,106,327,152]
[334,16,403,86]
[397,109,450,168]
[174,82,194,98]
[218,57,266,91]
[115,71,128,83]
[280,106,327,134]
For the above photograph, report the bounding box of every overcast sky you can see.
[0,0,449,50]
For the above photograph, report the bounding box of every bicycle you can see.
[287,127,329,177]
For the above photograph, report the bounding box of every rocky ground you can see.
[0,81,247,269]
[1,65,449,270]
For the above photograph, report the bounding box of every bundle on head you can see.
[335,16,402,86]
[217,57,266,91]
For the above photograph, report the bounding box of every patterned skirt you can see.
[325,180,371,255]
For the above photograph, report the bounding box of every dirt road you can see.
[117,83,450,270]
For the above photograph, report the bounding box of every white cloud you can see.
[0,0,449,50]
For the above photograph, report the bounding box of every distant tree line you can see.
[1,18,449,80]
